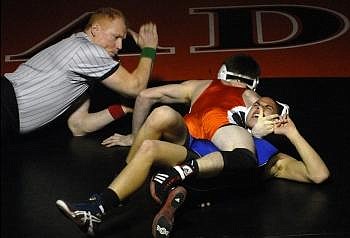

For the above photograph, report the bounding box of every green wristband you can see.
[141,47,156,60]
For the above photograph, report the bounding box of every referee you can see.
[1,7,158,143]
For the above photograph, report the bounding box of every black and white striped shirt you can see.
[5,32,119,133]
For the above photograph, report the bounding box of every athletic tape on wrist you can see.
[140,47,156,60]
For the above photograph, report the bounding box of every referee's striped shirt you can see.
[5,32,119,133]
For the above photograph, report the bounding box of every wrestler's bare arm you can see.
[101,80,211,147]
[265,116,329,183]
[131,80,211,135]
[242,89,260,107]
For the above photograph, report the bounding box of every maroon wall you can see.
[2,0,350,80]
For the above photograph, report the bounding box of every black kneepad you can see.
[221,148,257,172]
[185,149,200,161]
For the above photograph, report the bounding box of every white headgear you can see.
[217,64,259,91]
[276,101,290,117]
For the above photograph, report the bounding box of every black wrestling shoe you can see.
[150,168,183,204]
[152,186,187,238]
[56,194,105,236]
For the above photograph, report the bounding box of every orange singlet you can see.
[184,80,245,140]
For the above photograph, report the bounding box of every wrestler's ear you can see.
[90,23,101,37]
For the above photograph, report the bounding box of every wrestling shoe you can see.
[150,168,183,204]
[56,194,105,236]
[152,186,187,238]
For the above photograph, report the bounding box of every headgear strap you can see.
[276,101,290,117]
[217,64,259,91]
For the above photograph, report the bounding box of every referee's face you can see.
[92,17,127,57]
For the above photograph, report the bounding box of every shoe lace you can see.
[74,210,102,223]
[74,210,101,235]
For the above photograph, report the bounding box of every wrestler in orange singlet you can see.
[184,80,245,140]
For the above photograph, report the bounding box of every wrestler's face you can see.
[246,97,278,128]
[90,17,127,57]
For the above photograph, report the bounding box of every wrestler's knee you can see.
[137,139,160,163]
[146,106,180,128]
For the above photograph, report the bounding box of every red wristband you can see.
[108,104,126,119]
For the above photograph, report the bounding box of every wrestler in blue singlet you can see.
[187,134,278,167]
[186,103,281,167]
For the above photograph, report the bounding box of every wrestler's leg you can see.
[56,140,187,235]
[126,105,187,163]
[151,126,256,202]
[211,125,255,152]
[196,152,224,178]
[109,140,187,200]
